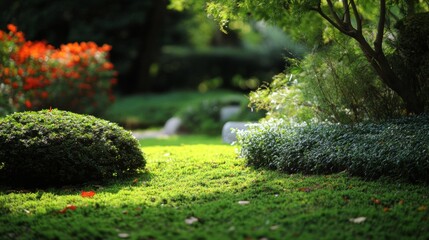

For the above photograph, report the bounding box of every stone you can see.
[163,117,182,135]
[220,105,241,121]
[222,121,249,144]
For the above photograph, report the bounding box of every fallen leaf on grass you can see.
[270,225,280,230]
[298,187,312,193]
[371,198,381,205]
[118,233,130,238]
[132,178,139,184]
[342,195,350,202]
[238,201,250,205]
[185,216,199,225]
[349,217,366,224]
[81,191,95,198]
[418,205,427,211]
[59,204,77,214]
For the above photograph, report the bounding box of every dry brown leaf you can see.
[298,187,312,193]
[418,205,428,211]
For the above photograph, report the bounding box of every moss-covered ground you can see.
[1,136,428,239]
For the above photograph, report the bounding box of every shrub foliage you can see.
[0,24,117,116]
[0,110,145,187]
[237,116,429,183]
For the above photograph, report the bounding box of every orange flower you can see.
[103,62,113,70]
[7,24,17,33]
[3,68,9,76]
[15,31,25,43]
[101,44,112,52]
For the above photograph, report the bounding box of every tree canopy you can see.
[170,0,429,114]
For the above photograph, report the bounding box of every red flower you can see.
[3,67,10,76]
[25,100,32,109]
[41,91,49,99]
[81,191,95,198]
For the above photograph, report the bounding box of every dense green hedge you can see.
[237,116,429,183]
[0,110,145,187]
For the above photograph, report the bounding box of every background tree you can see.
[170,0,429,114]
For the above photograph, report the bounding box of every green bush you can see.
[249,37,404,124]
[179,96,264,135]
[237,116,429,183]
[0,110,145,187]
[179,99,236,135]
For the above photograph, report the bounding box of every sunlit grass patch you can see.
[139,134,224,146]
[1,144,429,239]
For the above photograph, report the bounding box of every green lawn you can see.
[1,137,429,239]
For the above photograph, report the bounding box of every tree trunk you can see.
[313,0,425,114]
[130,0,168,93]
[354,36,424,114]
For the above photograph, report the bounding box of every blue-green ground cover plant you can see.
[237,115,429,183]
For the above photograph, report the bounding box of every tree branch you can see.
[326,0,345,27]
[310,6,350,36]
[374,0,386,54]
[342,0,351,26]
[350,0,362,32]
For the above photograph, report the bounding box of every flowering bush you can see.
[0,24,117,116]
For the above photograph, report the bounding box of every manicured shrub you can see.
[0,110,145,187]
[237,116,429,183]
[0,24,117,116]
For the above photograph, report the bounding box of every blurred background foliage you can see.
[0,0,303,94]
[2,0,428,132]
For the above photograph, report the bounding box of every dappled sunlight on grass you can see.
[1,145,429,239]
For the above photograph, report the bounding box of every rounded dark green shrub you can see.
[0,110,145,187]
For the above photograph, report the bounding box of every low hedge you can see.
[237,116,429,183]
[0,110,145,187]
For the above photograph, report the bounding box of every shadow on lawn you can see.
[1,170,429,239]
[0,170,155,195]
